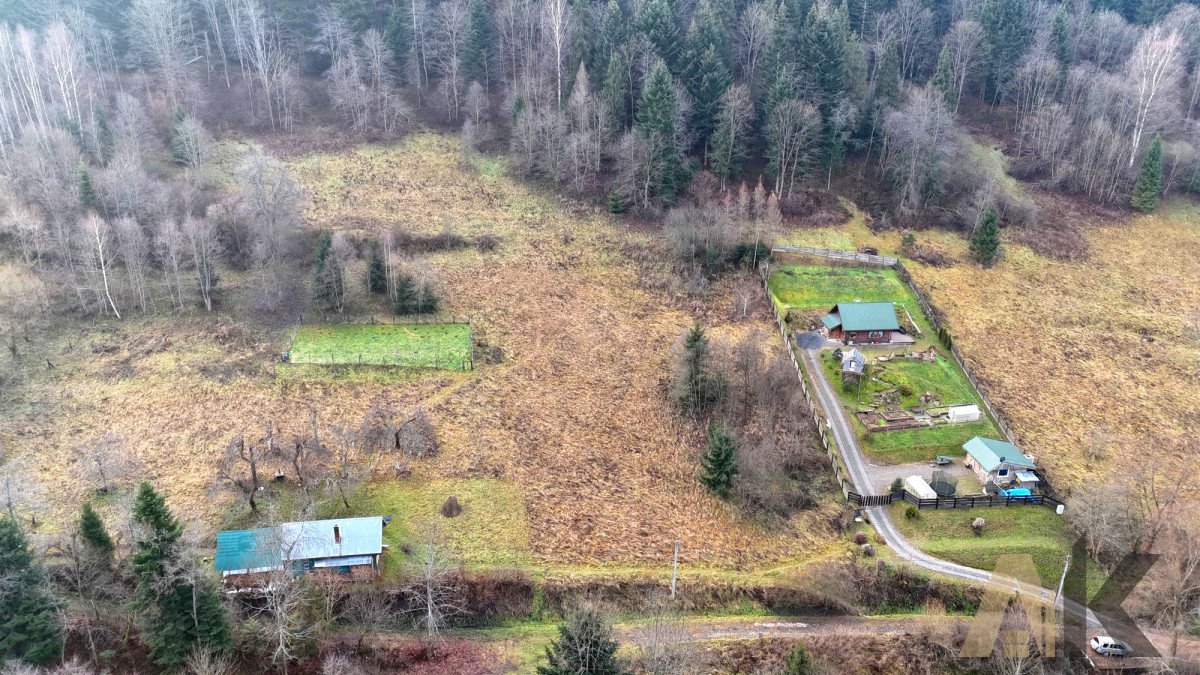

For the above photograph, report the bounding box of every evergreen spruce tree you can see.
[0,517,62,666]
[394,273,418,314]
[635,60,681,203]
[537,608,624,675]
[465,0,494,87]
[601,53,629,135]
[384,5,412,81]
[393,274,438,314]
[78,163,99,211]
[1135,0,1174,24]
[930,45,957,109]
[874,39,900,106]
[685,42,731,147]
[131,483,230,670]
[639,0,680,71]
[314,229,333,272]
[981,0,1031,102]
[969,205,1001,266]
[676,322,724,413]
[1130,136,1163,212]
[592,0,629,78]
[366,239,387,294]
[79,503,115,567]
[783,643,815,675]
[1050,5,1072,68]
[94,106,115,165]
[168,106,190,165]
[699,421,737,497]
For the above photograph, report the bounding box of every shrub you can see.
[853,532,868,545]
[861,543,876,557]
[475,233,500,252]
[842,381,855,394]
[889,477,904,493]
[901,232,916,249]
[538,608,622,675]
[783,644,814,675]
[898,383,914,397]
[905,505,920,520]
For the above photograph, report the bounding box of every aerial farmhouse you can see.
[214,516,389,588]
[962,437,1039,488]
[821,301,911,345]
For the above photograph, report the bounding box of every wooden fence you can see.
[763,274,856,501]
[847,490,1065,511]
[772,245,897,266]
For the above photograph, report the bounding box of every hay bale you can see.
[972,517,985,536]
[441,495,462,518]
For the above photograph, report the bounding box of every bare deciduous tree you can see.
[216,435,262,512]
[126,0,192,107]
[74,432,134,494]
[402,525,465,639]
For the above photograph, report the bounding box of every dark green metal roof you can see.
[963,436,1035,472]
[825,302,900,331]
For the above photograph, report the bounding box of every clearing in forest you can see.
[287,322,473,370]
[769,262,1001,463]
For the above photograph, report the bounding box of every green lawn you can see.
[288,323,472,369]
[319,478,531,577]
[768,264,934,336]
[817,344,1003,463]
[892,503,1105,600]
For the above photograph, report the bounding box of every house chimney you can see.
[333,524,342,544]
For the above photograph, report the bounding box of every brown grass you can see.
[0,133,838,572]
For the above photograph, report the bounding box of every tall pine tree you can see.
[635,60,681,204]
[465,0,494,88]
[131,483,230,670]
[981,0,1031,103]
[700,421,737,497]
[930,45,957,109]
[0,517,63,666]
[639,0,681,71]
[601,53,630,135]
[78,163,99,211]
[79,502,115,568]
[1130,136,1163,212]
[366,239,387,294]
[685,42,731,148]
[676,322,724,413]
[970,205,1001,266]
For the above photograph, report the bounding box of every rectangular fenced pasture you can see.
[287,322,473,370]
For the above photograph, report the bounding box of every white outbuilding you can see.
[904,475,938,500]
[947,404,981,423]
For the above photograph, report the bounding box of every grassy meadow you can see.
[891,502,1105,599]
[0,132,839,576]
[288,322,473,369]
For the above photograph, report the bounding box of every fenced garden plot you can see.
[287,322,474,370]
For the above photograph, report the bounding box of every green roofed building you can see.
[214,516,389,588]
[962,436,1038,488]
[821,301,908,345]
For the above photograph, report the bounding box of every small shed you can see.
[904,475,938,500]
[947,404,981,423]
[841,348,866,383]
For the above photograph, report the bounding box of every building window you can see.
[998,468,1008,477]
[848,332,857,338]
[868,331,883,338]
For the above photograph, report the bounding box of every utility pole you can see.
[1054,555,1071,607]
[671,541,680,600]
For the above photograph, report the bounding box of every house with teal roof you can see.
[214,516,389,587]
[962,436,1039,488]
[821,301,909,345]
